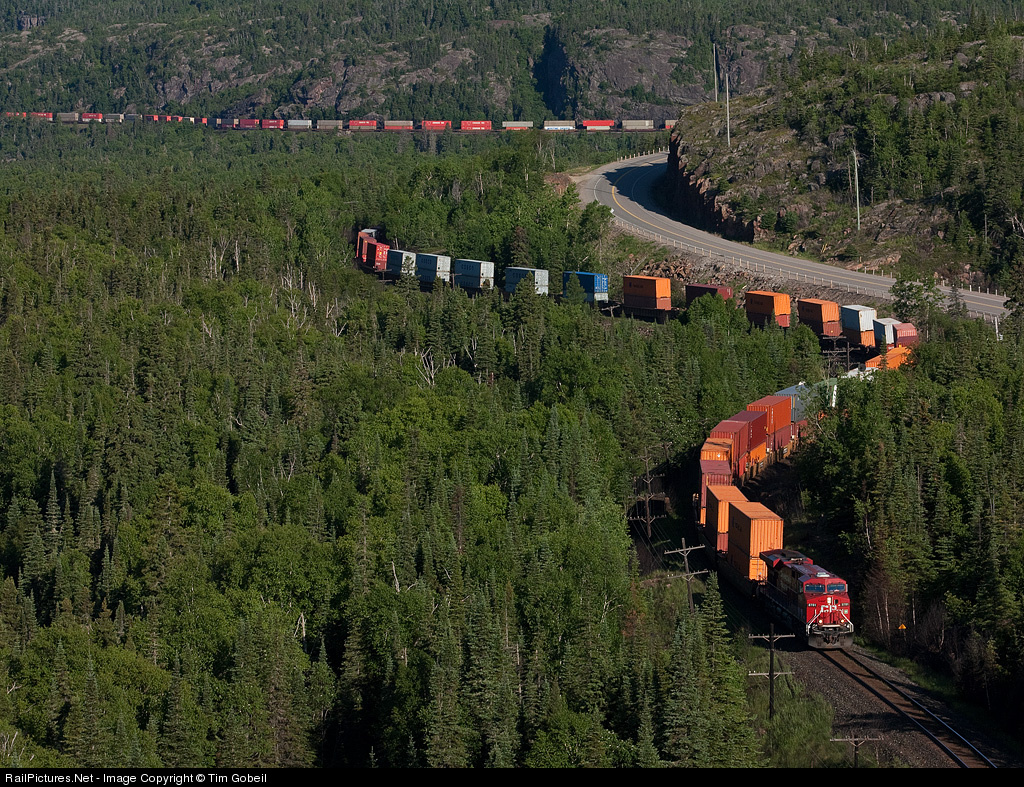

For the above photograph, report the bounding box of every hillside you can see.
[664,17,1024,292]
[0,1,1011,122]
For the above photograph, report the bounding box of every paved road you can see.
[577,152,1008,321]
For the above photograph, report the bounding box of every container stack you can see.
[728,502,784,581]
[873,317,902,349]
[622,275,671,310]
[840,305,877,347]
[453,259,495,290]
[710,419,749,477]
[385,249,417,279]
[893,322,919,347]
[562,272,609,303]
[502,121,533,130]
[797,298,842,337]
[705,486,748,551]
[581,120,614,132]
[460,120,492,132]
[504,267,549,295]
[288,119,313,130]
[316,120,345,131]
[685,283,733,305]
[745,291,791,327]
[730,410,769,469]
[348,119,377,131]
[415,253,452,284]
[622,119,655,131]
[747,395,793,452]
[543,121,576,131]
[384,120,414,131]
[421,120,452,131]
[699,460,732,509]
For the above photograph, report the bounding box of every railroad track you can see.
[820,649,996,768]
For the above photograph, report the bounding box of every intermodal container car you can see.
[893,323,919,347]
[260,119,285,129]
[728,502,784,581]
[238,118,260,129]
[745,291,792,327]
[288,120,313,130]
[504,267,549,295]
[873,317,901,348]
[385,249,417,278]
[453,259,496,290]
[502,121,533,130]
[460,120,492,132]
[317,120,345,130]
[581,120,614,131]
[421,120,452,131]
[699,459,732,508]
[80,112,103,122]
[349,119,378,131]
[797,298,840,324]
[840,304,876,332]
[543,121,577,131]
[384,120,414,130]
[562,271,609,302]
[685,283,733,305]
[705,485,748,550]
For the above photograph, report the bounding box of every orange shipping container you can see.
[706,485,748,553]
[842,327,876,347]
[749,441,767,466]
[747,395,791,435]
[623,275,671,299]
[865,346,911,370]
[797,298,840,324]
[700,438,732,465]
[745,290,791,316]
[728,502,784,580]
[726,544,769,583]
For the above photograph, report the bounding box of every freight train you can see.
[3,112,673,133]
[698,385,855,649]
[356,223,929,649]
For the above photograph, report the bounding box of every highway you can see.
[576,152,1008,321]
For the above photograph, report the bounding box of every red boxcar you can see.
[421,120,452,131]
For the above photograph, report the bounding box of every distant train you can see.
[4,112,674,133]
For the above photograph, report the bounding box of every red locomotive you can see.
[759,549,854,648]
[355,228,389,273]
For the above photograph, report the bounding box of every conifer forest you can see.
[2,0,1024,769]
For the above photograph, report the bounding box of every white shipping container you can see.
[504,267,549,295]
[873,317,901,347]
[841,304,877,332]
[386,249,417,277]
[288,119,313,129]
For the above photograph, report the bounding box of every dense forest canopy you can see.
[0,123,830,766]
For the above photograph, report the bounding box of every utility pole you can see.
[852,147,861,231]
[749,624,794,720]
[664,540,707,614]
[713,42,718,102]
[725,67,731,149]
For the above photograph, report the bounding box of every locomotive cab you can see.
[759,549,854,649]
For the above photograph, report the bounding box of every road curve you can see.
[577,152,1007,321]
